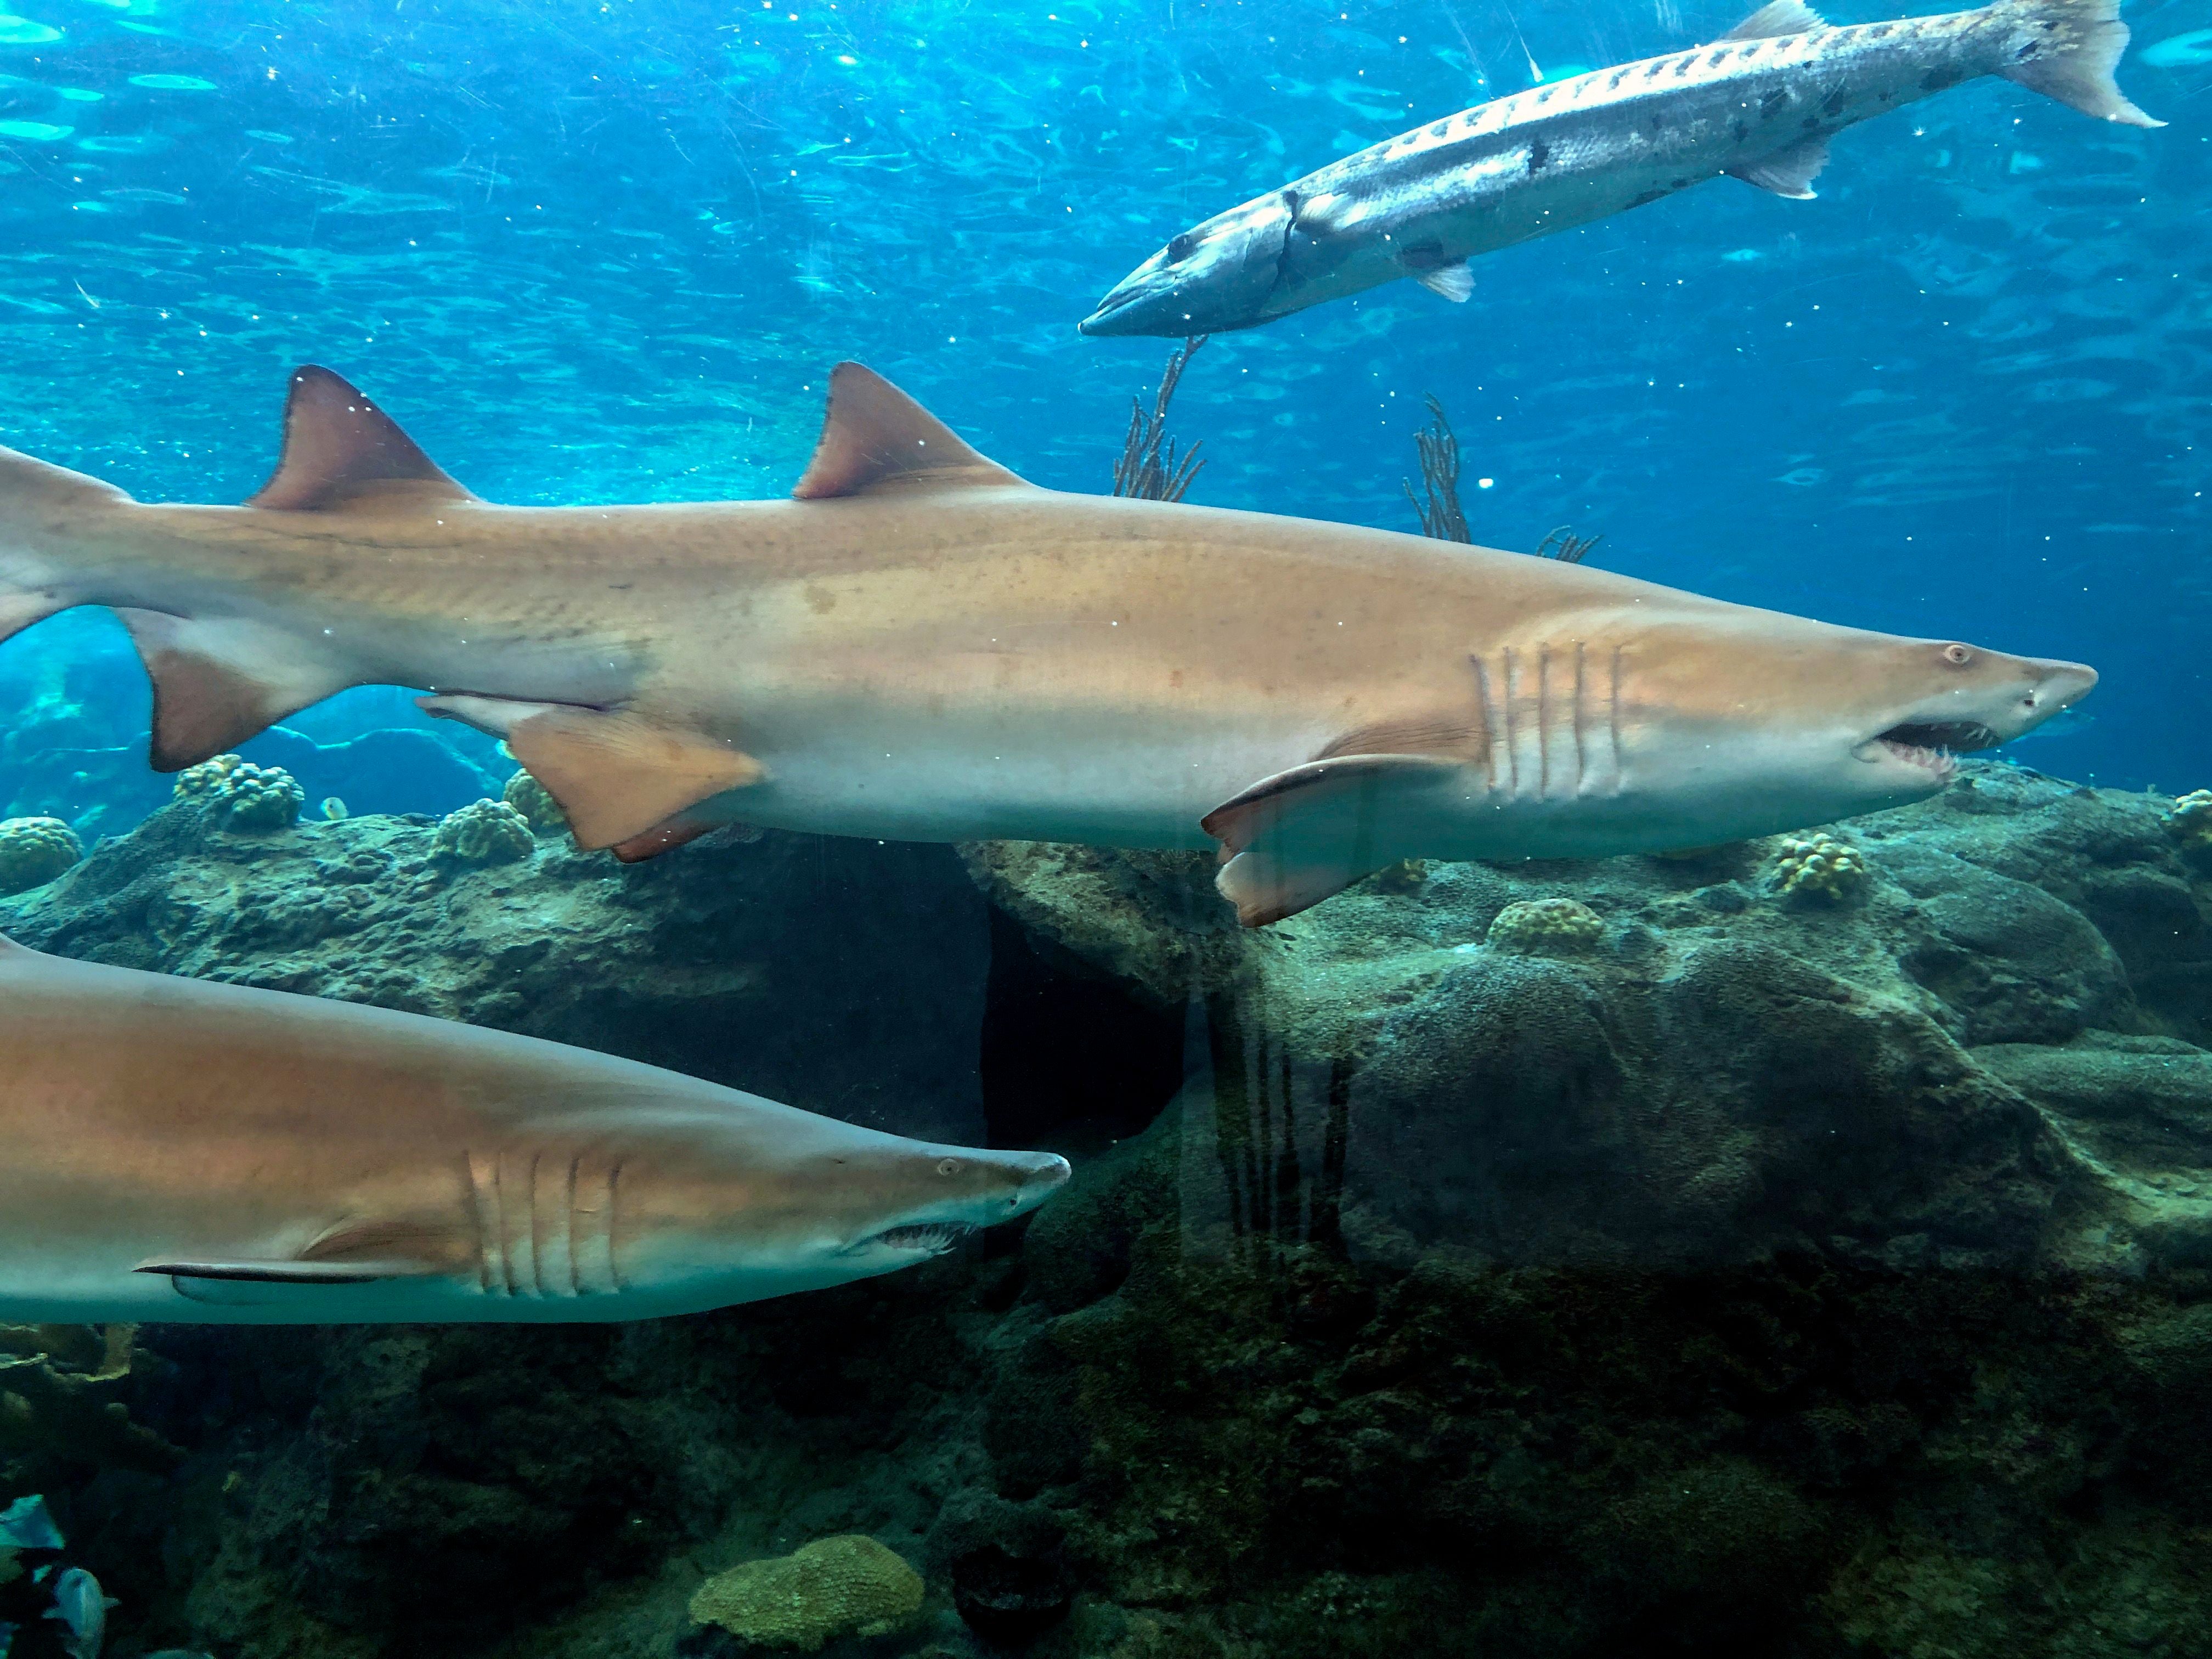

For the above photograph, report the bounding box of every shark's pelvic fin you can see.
[1725,133,1832,199]
[1201,752,1462,926]
[247,365,479,514]
[792,362,1034,500]
[420,694,763,850]
[120,608,359,771]
[611,815,719,863]
[1721,0,1827,40]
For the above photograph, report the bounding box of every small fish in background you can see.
[1080,0,2161,337]
[2007,704,2096,743]
[0,1495,63,1553]
[42,1566,116,1659]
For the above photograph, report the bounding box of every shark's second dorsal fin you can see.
[247,365,479,514]
[1723,0,1826,40]
[792,362,1032,500]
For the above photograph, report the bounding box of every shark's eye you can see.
[1943,644,1973,666]
[936,1158,961,1176]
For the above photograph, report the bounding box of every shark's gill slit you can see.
[1501,647,1521,799]
[606,1161,627,1293]
[1607,646,1626,794]
[1572,641,1589,798]
[526,1150,546,1299]
[564,1154,583,1297]
[1536,644,1551,802]
[1470,654,1503,793]
[463,1148,495,1294]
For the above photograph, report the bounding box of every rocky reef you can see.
[3,761,2209,1658]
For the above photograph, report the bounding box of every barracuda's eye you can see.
[936,1158,961,1176]
[1943,644,1973,666]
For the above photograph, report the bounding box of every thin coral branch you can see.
[1402,394,1471,543]
[1113,335,1210,502]
[1534,526,1604,565]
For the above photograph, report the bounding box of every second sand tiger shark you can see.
[0,363,2093,926]
[0,934,1068,1324]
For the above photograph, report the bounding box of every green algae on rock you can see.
[687,1534,924,1650]
[0,815,82,895]
[3,759,2208,1659]
[1483,895,1605,952]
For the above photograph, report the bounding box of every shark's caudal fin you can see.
[129,365,476,770]
[1993,0,2163,127]
[0,447,132,647]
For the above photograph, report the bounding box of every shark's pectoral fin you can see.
[136,1256,447,1307]
[792,362,1036,499]
[419,694,763,850]
[119,608,358,771]
[247,365,479,514]
[1725,133,1832,200]
[1201,753,1463,927]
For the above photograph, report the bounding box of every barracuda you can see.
[0,361,2095,927]
[1077,0,2159,337]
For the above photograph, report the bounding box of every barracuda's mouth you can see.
[861,1222,977,1256]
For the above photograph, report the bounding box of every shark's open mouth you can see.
[868,1223,977,1255]
[1870,719,2001,777]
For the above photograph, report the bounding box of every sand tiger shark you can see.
[0,362,2094,925]
[0,935,1068,1323]
[1079,0,2160,336]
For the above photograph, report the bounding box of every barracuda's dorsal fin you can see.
[249,365,479,514]
[1722,0,1826,40]
[793,362,1034,500]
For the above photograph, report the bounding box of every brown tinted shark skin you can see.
[0,363,2096,924]
[0,939,1069,1324]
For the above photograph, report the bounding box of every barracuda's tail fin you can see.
[0,447,132,646]
[1995,0,2163,127]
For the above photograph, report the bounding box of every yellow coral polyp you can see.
[2166,789,2212,852]
[434,798,535,865]
[0,816,81,896]
[1485,897,1605,952]
[173,755,304,832]
[1771,833,1869,904]
[687,1534,924,1651]
[501,769,567,835]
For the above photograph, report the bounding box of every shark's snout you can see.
[1852,646,2100,786]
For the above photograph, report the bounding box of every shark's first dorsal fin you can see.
[792,362,1032,500]
[247,365,478,514]
[1723,0,1826,40]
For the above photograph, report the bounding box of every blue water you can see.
[0,0,2202,821]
